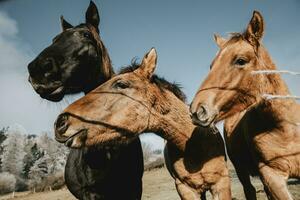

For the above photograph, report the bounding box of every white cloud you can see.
[0,12,17,36]
[0,11,67,135]
[0,12,30,73]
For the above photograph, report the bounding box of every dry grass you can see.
[0,166,299,200]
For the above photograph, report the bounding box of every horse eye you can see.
[113,81,129,89]
[235,58,248,66]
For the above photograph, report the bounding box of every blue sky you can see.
[0,0,299,147]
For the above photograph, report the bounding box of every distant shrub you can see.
[153,149,162,155]
[0,172,16,194]
[142,142,153,164]
[29,172,65,192]
[45,172,65,190]
[15,177,28,192]
[144,157,165,171]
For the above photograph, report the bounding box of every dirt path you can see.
[1,167,299,200]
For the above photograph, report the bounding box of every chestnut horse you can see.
[54,48,232,200]
[27,2,143,199]
[190,11,300,200]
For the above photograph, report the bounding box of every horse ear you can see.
[85,1,100,31]
[214,34,227,48]
[60,16,73,31]
[244,11,264,46]
[135,48,157,79]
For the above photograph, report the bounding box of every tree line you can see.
[0,125,165,195]
[0,125,68,194]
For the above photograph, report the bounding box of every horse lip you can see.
[40,86,65,102]
[64,129,87,147]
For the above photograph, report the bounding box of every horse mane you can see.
[225,32,245,45]
[119,60,187,103]
[87,24,115,79]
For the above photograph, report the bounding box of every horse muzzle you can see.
[190,103,218,127]
[54,113,87,147]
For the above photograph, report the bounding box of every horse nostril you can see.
[43,61,53,71]
[196,105,210,122]
[197,105,207,117]
[43,57,56,72]
[191,103,218,127]
[55,113,69,136]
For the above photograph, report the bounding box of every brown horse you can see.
[54,48,232,200]
[27,2,143,199]
[190,11,300,200]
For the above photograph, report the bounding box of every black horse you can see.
[27,2,143,199]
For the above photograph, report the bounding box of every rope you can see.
[251,70,300,76]
[262,94,300,100]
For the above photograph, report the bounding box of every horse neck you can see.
[251,46,299,124]
[151,92,197,152]
[256,46,290,96]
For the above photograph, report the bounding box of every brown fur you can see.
[55,49,232,199]
[191,11,300,200]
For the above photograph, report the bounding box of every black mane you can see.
[119,61,186,102]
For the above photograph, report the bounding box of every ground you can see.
[0,166,299,200]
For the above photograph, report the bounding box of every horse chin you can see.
[63,126,137,149]
[84,129,137,148]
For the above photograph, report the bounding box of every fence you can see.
[252,69,300,100]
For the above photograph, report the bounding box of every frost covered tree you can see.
[22,141,43,179]
[0,125,26,176]
[28,133,68,191]
[28,151,50,186]
[36,132,67,174]
[0,126,68,192]
[0,127,8,172]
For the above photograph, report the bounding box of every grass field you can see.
[1,166,299,200]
